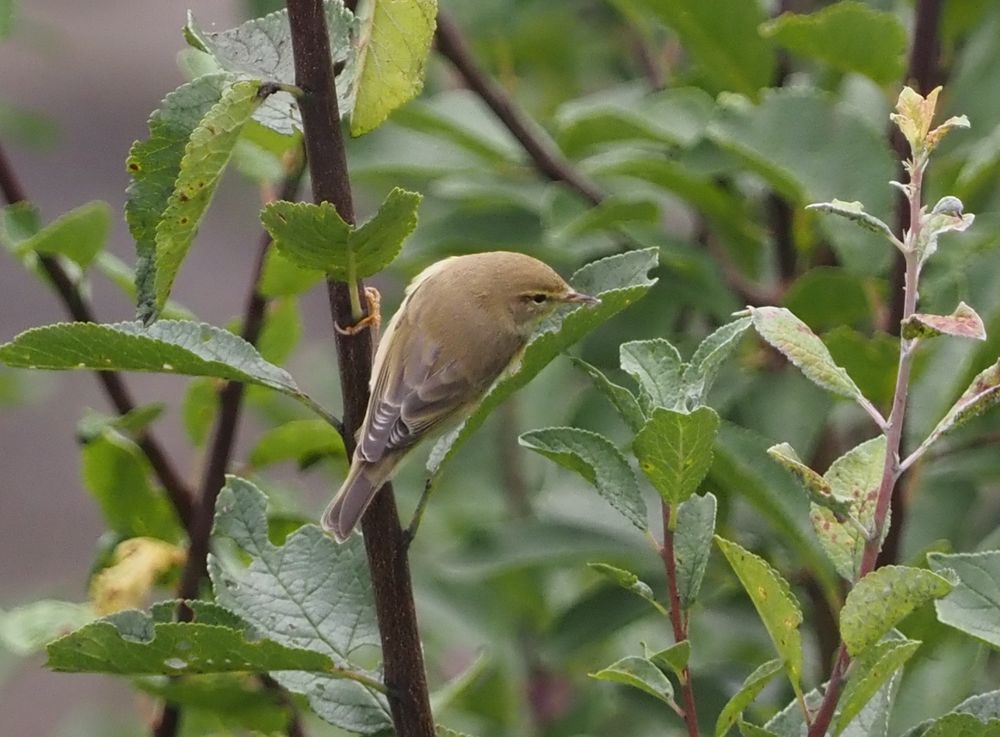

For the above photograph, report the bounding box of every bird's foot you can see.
[335,287,382,337]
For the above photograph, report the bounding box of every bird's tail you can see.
[321,456,399,541]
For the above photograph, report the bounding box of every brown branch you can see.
[434,11,604,206]
[284,2,435,736]
[0,141,197,528]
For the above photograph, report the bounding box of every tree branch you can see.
[284,2,435,736]
[434,11,604,206]
[0,141,196,528]
[661,502,700,737]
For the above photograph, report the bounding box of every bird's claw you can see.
[335,287,382,336]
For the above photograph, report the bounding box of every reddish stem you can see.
[661,502,700,737]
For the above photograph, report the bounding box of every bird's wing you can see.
[357,328,478,464]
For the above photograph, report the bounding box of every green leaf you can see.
[916,360,1000,459]
[901,301,987,341]
[782,267,875,332]
[571,358,645,432]
[182,376,219,447]
[806,200,896,244]
[674,492,717,609]
[840,566,955,657]
[739,722,781,737]
[260,188,421,280]
[92,253,195,321]
[0,601,94,656]
[620,339,686,411]
[750,306,872,410]
[258,248,325,298]
[428,248,658,477]
[767,676,899,737]
[922,714,1000,737]
[13,200,111,268]
[684,317,752,402]
[590,655,676,706]
[0,201,41,248]
[351,0,437,135]
[209,476,390,734]
[835,638,922,735]
[430,650,489,714]
[81,432,182,541]
[185,2,358,135]
[126,74,234,321]
[716,659,784,737]
[76,403,166,443]
[249,419,347,469]
[46,606,372,680]
[152,80,264,317]
[634,406,719,505]
[0,0,15,38]
[632,0,775,97]
[715,536,803,697]
[767,442,853,518]
[760,2,907,85]
[519,427,646,530]
[928,550,1000,649]
[811,437,886,581]
[0,320,302,396]
[707,89,895,274]
[257,297,303,365]
[587,563,667,616]
[646,641,690,679]
[549,196,660,245]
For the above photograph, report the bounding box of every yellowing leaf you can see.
[90,538,185,615]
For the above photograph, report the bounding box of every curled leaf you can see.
[901,302,986,341]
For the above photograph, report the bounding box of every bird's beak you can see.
[563,290,600,306]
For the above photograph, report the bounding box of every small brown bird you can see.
[322,251,599,540]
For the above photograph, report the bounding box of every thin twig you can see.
[0,141,197,527]
[434,11,604,206]
[284,2,435,735]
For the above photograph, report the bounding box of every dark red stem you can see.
[661,502,700,737]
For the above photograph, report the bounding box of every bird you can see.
[322,251,599,541]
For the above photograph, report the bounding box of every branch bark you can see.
[284,2,435,736]
[0,141,196,527]
[661,502,700,737]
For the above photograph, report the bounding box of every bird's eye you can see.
[531,294,547,304]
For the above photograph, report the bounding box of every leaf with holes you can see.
[152,80,264,318]
[716,658,783,737]
[633,407,719,505]
[209,476,390,734]
[902,302,986,341]
[352,0,437,135]
[590,655,676,706]
[716,536,803,698]
[840,566,954,656]
[811,437,885,581]
[260,188,421,280]
[519,427,645,530]
[428,248,657,478]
